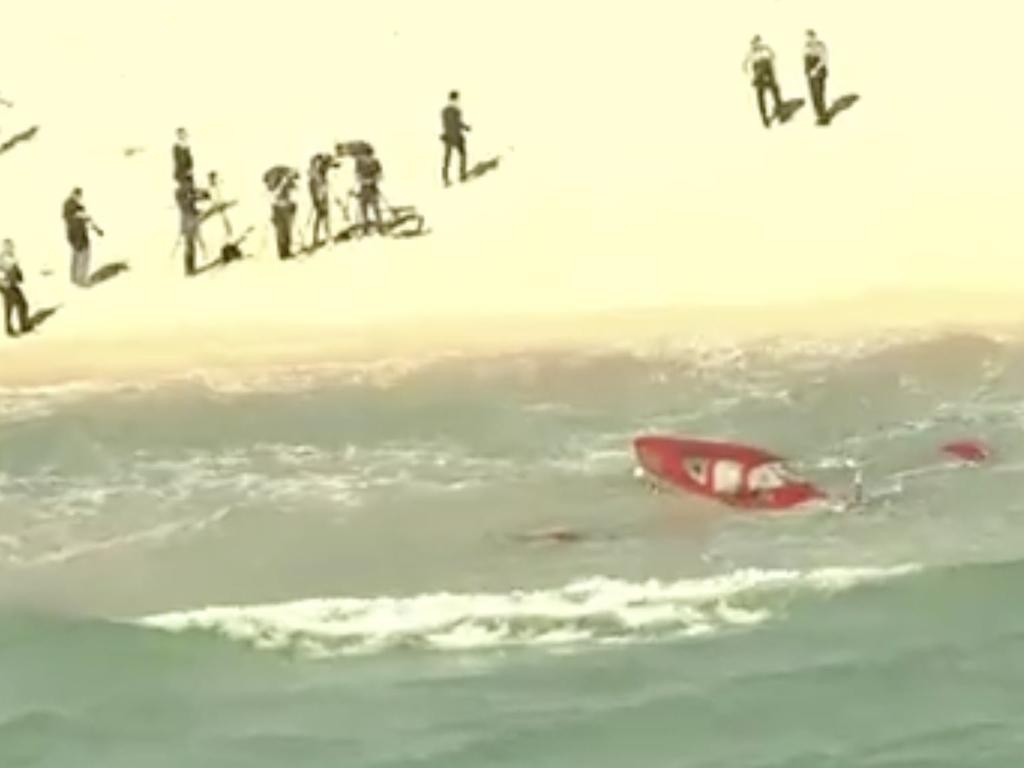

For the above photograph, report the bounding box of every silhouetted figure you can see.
[173,127,193,185]
[308,152,335,246]
[743,36,783,127]
[441,90,470,186]
[62,187,103,287]
[804,30,829,124]
[271,172,298,259]
[355,147,383,235]
[0,239,29,336]
[175,173,209,275]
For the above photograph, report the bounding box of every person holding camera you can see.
[62,187,103,287]
[0,238,30,337]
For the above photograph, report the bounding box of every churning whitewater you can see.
[4,330,1024,766]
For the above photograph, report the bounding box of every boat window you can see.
[711,460,744,494]
[684,457,709,485]
[748,462,799,490]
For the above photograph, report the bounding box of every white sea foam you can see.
[136,564,920,658]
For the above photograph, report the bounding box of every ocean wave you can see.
[136,564,919,658]
[2,328,1007,411]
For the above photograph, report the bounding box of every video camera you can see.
[334,141,374,159]
[312,152,339,174]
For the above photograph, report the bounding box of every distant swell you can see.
[136,564,919,658]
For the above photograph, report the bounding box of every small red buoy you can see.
[941,440,990,463]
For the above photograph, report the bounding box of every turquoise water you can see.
[3,330,1024,766]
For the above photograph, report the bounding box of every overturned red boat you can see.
[940,440,990,464]
[633,435,826,511]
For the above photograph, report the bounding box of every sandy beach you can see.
[2,0,1024,386]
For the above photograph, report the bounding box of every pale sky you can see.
[2,1,1023,311]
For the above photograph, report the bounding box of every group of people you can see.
[176,90,470,269]
[1,91,474,338]
[1,187,104,337]
[743,30,832,127]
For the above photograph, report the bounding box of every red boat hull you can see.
[633,435,825,510]
[941,440,989,463]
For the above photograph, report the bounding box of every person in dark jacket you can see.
[173,127,193,185]
[440,90,470,186]
[62,187,103,287]
[0,238,29,336]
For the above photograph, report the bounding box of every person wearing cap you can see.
[0,238,29,336]
[743,36,783,128]
[440,90,470,186]
[62,187,102,287]
[804,30,829,124]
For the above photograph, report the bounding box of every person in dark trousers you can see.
[307,153,334,246]
[62,187,103,287]
[804,30,829,124]
[441,90,470,186]
[743,36,783,127]
[175,173,208,275]
[0,238,29,337]
[271,172,298,259]
[355,148,383,235]
[173,127,193,185]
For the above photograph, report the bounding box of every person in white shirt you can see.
[804,30,830,124]
[0,238,30,336]
[743,36,783,128]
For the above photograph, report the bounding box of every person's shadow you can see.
[464,156,501,182]
[28,306,60,331]
[775,98,805,125]
[0,126,40,156]
[824,94,860,125]
[88,261,129,287]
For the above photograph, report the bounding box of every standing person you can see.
[804,30,829,125]
[173,127,193,185]
[271,172,298,259]
[0,238,29,337]
[441,90,470,186]
[175,173,207,276]
[307,153,333,247]
[355,147,383,235]
[743,36,783,128]
[62,187,103,287]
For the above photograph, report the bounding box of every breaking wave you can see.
[137,564,919,658]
